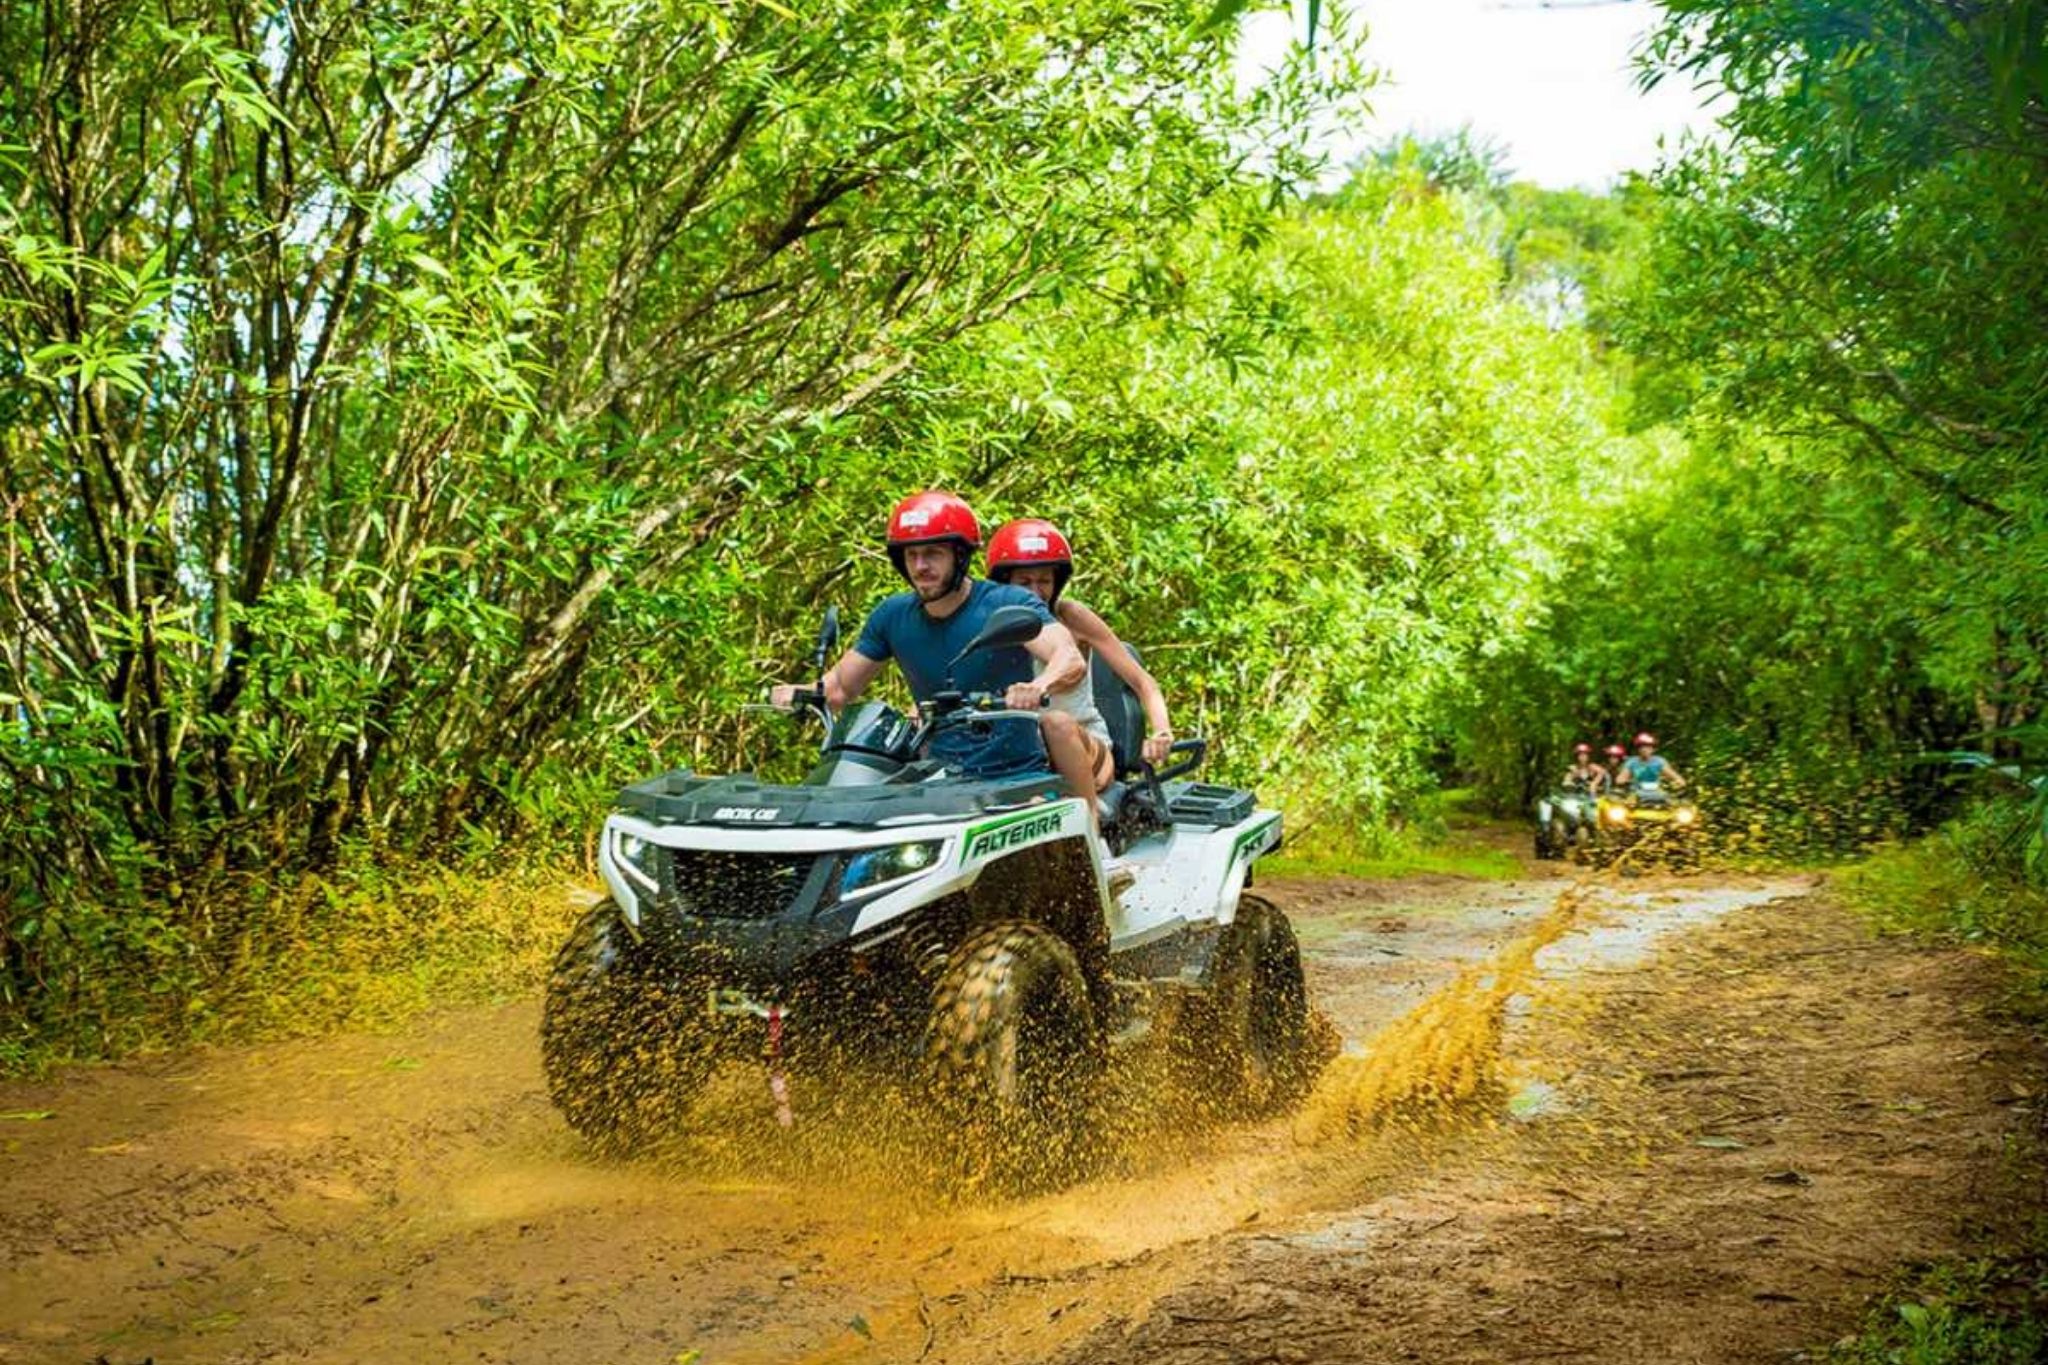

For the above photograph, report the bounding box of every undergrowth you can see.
[1830,800,2048,1362]
[1266,791,1519,882]
[1838,801,2048,1017]
[0,854,591,1078]
[1828,1251,2048,1365]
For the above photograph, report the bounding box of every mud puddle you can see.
[0,870,1947,1365]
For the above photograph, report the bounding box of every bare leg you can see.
[1038,711,1102,832]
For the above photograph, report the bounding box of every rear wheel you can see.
[542,900,712,1157]
[1191,894,1321,1119]
[926,921,1102,1192]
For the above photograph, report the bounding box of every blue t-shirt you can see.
[1624,755,1669,788]
[853,579,1058,776]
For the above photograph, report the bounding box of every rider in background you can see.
[1603,744,1629,789]
[1561,742,1607,795]
[1619,732,1687,793]
[986,519,1177,804]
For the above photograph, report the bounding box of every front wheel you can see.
[1188,894,1322,1120]
[541,901,713,1157]
[926,921,1103,1192]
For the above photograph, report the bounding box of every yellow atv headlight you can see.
[1604,804,1630,826]
[1674,806,1697,827]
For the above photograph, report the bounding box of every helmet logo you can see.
[899,508,931,529]
[1019,534,1049,552]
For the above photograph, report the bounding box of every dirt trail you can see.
[2,864,2037,1365]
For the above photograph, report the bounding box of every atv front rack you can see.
[617,768,1067,829]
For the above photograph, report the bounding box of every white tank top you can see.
[1034,647,1111,746]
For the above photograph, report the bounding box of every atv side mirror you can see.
[950,604,1043,666]
[812,605,840,672]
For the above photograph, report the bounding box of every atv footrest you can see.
[1164,782,1255,828]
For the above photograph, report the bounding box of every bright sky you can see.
[1242,0,1722,190]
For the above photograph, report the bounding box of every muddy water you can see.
[0,870,1810,1365]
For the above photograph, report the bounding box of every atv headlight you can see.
[613,830,661,891]
[1604,804,1631,826]
[839,840,943,900]
[1674,806,1697,827]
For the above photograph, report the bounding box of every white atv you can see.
[542,605,1323,1187]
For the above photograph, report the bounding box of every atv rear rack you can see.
[1164,782,1256,828]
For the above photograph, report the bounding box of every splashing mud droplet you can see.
[1294,884,1591,1141]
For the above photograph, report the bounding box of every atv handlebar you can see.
[918,690,1048,734]
[784,687,827,712]
[905,690,1045,755]
[922,689,1047,714]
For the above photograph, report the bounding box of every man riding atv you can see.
[1617,733,1686,795]
[544,491,1321,1187]
[1593,732,1700,864]
[771,491,1101,816]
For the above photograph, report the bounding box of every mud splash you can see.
[1293,881,1593,1140]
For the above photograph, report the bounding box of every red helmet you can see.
[887,490,980,549]
[986,518,1074,599]
[1574,742,1592,755]
[1634,732,1658,749]
[1606,744,1626,759]
[886,491,980,585]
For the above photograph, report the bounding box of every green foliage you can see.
[0,0,1375,1043]
[1840,801,2048,1001]
[1363,127,1513,197]
[1461,428,1957,845]
[1631,0,2048,726]
[1463,0,2048,854]
[856,169,1629,824]
[1827,1250,2048,1364]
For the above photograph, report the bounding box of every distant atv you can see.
[542,605,1325,1188]
[1590,782,1702,867]
[1533,784,1601,861]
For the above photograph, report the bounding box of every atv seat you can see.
[1091,646,1166,853]
[1091,644,1147,780]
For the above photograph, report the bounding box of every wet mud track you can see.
[2,868,2039,1364]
